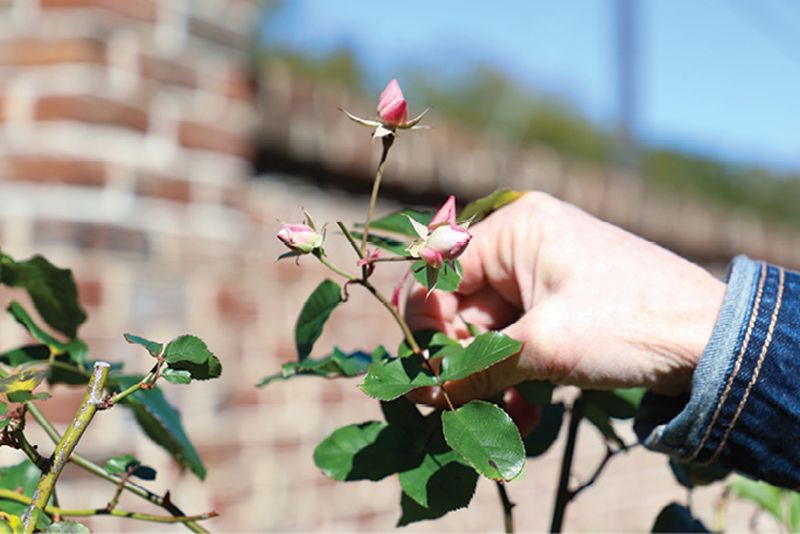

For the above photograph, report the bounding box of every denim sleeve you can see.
[635,255,800,488]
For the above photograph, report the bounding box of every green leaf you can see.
[0,345,110,386]
[397,457,478,526]
[651,503,710,533]
[295,280,342,360]
[0,369,47,394]
[412,260,462,293]
[515,380,555,405]
[112,376,206,480]
[163,335,221,380]
[589,388,646,419]
[258,347,387,387]
[359,356,437,401]
[366,209,432,236]
[584,401,625,447]
[728,476,785,523]
[669,458,730,489]
[313,421,420,481]
[441,400,525,481]
[161,368,192,384]
[6,302,87,365]
[348,231,409,256]
[439,332,522,383]
[524,403,565,457]
[0,460,45,519]
[0,253,86,338]
[7,391,50,403]
[398,450,477,509]
[457,189,523,225]
[788,492,800,533]
[124,333,163,357]
[104,454,140,473]
[42,521,91,533]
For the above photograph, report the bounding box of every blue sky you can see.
[263,0,800,172]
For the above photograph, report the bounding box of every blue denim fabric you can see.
[635,255,800,488]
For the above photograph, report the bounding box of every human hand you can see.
[405,192,725,407]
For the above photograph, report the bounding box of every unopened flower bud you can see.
[377,79,408,127]
[277,223,322,254]
[419,223,472,269]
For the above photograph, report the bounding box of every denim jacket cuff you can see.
[634,255,762,461]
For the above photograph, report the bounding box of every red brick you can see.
[216,287,258,319]
[188,17,247,50]
[35,95,148,132]
[75,278,103,307]
[0,38,105,66]
[225,66,255,102]
[178,121,252,159]
[136,175,192,203]
[4,156,107,187]
[139,55,197,89]
[40,0,157,21]
[33,221,150,256]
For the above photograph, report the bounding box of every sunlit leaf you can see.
[457,189,523,225]
[359,355,437,401]
[163,335,221,380]
[441,401,525,481]
[124,333,163,358]
[6,302,87,365]
[439,332,521,383]
[313,421,420,481]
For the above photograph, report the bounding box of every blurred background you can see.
[0,0,798,531]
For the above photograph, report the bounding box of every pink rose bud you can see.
[277,223,322,254]
[429,195,457,227]
[419,223,472,269]
[377,79,408,127]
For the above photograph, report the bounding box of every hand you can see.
[405,192,725,408]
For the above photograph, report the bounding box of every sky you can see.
[262,0,800,172]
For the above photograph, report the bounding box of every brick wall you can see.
[0,1,781,531]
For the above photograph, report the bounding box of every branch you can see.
[360,135,394,257]
[22,362,110,533]
[495,481,515,533]
[0,488,217,524]
[568,443,615,500]
[24,403,208,533]
[550,394,587,533]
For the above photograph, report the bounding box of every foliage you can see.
[0,250,221,530]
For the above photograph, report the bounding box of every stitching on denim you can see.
[684,262,766,462]
[703,266,785,466]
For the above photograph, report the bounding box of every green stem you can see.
[24,404,208,533]
[359,135,394,256]
[336,221,364,260]
[314,252,356,281]
[360,279,419,353]
[370,256,415,263]
[23,362,110,533]
[106,369,157,406]
[359,279,456,411]
[550,394,587,533]
[0,488,216,524]
[15,431,49,473]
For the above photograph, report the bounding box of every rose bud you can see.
[377,79,408,127]
[406,195,472,269]
[340,79,429,139]
[418,224,472,269]
[277,223,322,254]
